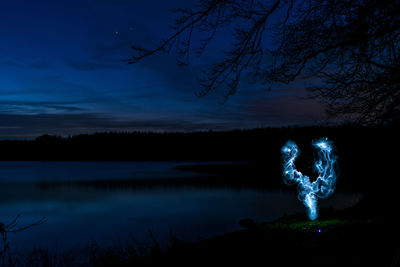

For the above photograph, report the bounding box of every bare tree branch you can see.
[128,0,400,125]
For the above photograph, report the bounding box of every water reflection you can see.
[0,161,361,251]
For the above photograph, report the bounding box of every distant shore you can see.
[0,126,397,162]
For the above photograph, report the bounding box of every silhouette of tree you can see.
[127,0,400,125]
[1,214,46,264]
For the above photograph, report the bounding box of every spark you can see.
[281,138,338,220]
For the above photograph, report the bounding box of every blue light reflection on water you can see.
[0,161,361,252]
[0,161,204,183]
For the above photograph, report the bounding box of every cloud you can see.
[242,91,326,125]
[2,60,50,69]
[66,58,128,71]
[0,100,87,114]
[0,112,242,139]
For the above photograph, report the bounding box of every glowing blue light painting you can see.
[281,138,338,220]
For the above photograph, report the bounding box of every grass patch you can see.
[261,217,358,232]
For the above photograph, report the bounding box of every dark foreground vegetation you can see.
[3,203,398,267]
[88,206,398,267]
[1,126,399,266]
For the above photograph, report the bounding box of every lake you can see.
[0,161,361,252]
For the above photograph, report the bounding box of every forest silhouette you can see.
[0,126,399,194]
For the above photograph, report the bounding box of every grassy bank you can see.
[3,199,397,267]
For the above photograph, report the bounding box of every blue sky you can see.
[0,0,325,139]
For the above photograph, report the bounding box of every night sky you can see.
[0,0,325,139]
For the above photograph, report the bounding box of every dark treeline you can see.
[1,125,398,161]
[0,126,399,194]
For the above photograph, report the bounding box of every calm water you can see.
[0,161,361,252]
